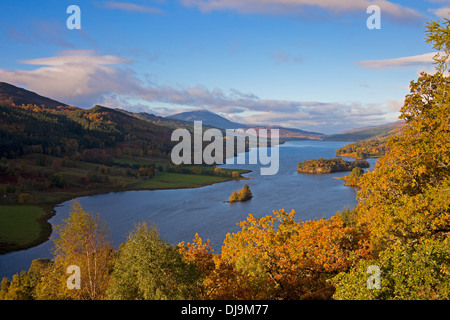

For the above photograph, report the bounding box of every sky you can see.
[0,0,449,134]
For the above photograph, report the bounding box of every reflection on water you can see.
[0,140,376,279]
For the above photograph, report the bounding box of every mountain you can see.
[167,109,324,140]
[0,82,68,109]
[116,109,219,132]
[248,125,323,140]
[324,120,404,141]
[0,82,173,160]
[167,109,248,130]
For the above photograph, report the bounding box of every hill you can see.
[168,109,324,140]
[335,125,403,159]
[0,103,174,160]
[168,109,247,130]
[249,125,323,140]
[0,82,178,159]
[117,109,219,132]
[324,120,404,141]
[0,82,69,109]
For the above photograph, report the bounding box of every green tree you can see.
[107,221,201,300]
[344,167,364,187]
[331,237,450,300]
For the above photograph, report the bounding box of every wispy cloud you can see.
[0,50,140,108]
[429,7,450,19]
[1,51,400,133]
[355,52,436,69]
[180,0,423,23]
[102,1,163,14]
[272,51,303,64]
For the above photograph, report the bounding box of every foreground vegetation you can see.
[1,18,449,300]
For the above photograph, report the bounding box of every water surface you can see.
[0,140,376,279]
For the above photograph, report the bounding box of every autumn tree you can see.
[328,17,450,301]
[178,233,275,300]
[218,209,371,299]
[0,259,52,300]
[355,18,450,251]
[34,201,114,300]
[229,191,239,203]
[229,184,253,202]
[107,222,201,300]
[343,167,364,187]
[231,171,241,178]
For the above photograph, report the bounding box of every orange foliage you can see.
[179,210,371,300]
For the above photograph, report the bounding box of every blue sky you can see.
[0,0,448,133]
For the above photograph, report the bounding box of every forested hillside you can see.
[325,121,404,141]
[0,103,174,160]
[335,126,403,159]
[0,82,68,109]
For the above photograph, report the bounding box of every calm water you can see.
[0,140,376,279]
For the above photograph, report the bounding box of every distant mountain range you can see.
[168,109,324,140]
[0,81,404,143]
[168,109,247,130]
[324,120,404,141]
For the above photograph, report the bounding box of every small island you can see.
[297,158,369,174]
[228,184,253,203]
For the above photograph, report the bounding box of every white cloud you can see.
[386,99,404,112]
[1,51,400,133]
[180,0,423,23]
[102,1,164,14]
[429,7,450,18]
[0,50,140,107]
[355,52,436,69]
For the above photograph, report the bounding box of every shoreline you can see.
[0,170,252,255]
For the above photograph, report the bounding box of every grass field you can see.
[0,205,50,253]
[135,172,231,189]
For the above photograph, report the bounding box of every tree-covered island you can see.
[228,184,253,203]
[297,158,369,174]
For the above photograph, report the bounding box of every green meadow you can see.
[0,205,50,253]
